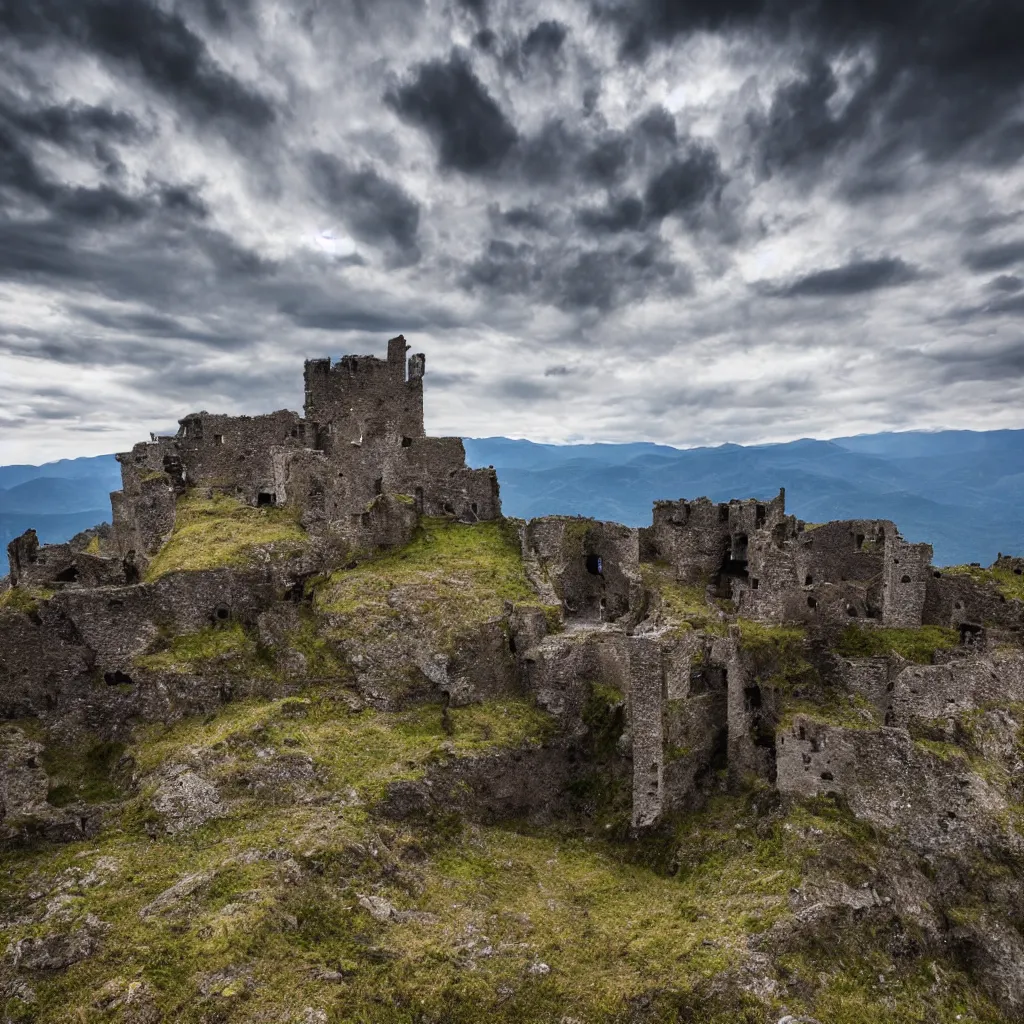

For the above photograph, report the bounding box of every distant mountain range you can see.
[0,455,120,577]
[462,429,1024,568]
[3,430,1023,576]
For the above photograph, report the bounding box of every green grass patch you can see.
[834,624,959,664]
[736,619,807,653]
[913,738,967,764]
[144,491,307,581]
[909,703,1024,790]
[942,563,1024,602]
[639,562,725,634]
[0,796,791,1024]
[131,692,556,797]
[781,692,880,730]
[312,518,556,650]
[135,622,276,679]
[0,586,53,615]
[0,704,1007,1024]
[285,614,348,679]
[737,620,816,692]
[776,943,1003,1024]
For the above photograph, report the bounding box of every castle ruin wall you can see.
[883,532,933,627]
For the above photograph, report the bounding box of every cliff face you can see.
[2,345,1024,1023]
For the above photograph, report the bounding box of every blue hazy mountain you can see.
[464,431,1024,567]
[3,434,1023,576]
[0,455,120,576]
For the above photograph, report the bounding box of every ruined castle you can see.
[3,336,1024,843]
[8,335,497,592]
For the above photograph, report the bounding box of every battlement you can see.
[303,335,425,451]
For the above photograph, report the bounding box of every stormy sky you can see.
[1,0,1023,463]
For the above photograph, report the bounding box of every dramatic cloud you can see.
[2,0,276,128]
[307,152,421,265]
[765,258,921,298]
[643,145,726,221]
[963,241,1024,273]
[385,52,518,174]
[0,0,1022,464]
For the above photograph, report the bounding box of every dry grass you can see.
[144,491,307,581]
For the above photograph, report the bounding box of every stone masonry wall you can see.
[303,336,424,455]
[883,532,934,627]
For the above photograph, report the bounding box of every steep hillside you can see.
[3,495,1024,1023]
[4,349,1024,1023]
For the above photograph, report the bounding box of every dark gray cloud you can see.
[963,241,1024,273]
[2,0,275,128]
[183,0,257,32]
[944,291,1024,323]
[991,275,1023,293]
[927,337,1024,385]
[576,196,644,234]
[4,99,143,150]
[753,56,866,177]
[473,28,497,52]
[385,52,518,174]
[518,119,577,184]
[491,376,562,402]
[596,0,1024,200]
[497,19,571,79]
[454,0,487,19]
[577,131,632,187]
[69,306,227,345]
[491,204,553,232]
[521,20,568,63]
[764,258,921,298]
[0,0,1022,463]
[643,144,726,222]
[307,152,421,264]
[462,236,685,312]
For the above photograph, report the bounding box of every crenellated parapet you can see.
[302,334,425,453]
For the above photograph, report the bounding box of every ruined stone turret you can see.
[104,336,499,569]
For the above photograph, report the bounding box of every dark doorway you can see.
[585,554,603,575]
[712,537,748,598]
[257,492,276,507]
[959,622,983,645]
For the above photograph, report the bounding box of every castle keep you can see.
[3,335,1024,1010]
[99,336,499,576]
